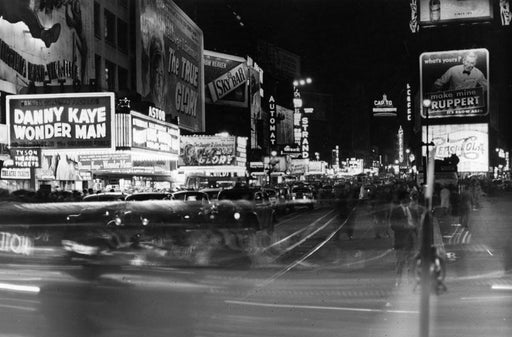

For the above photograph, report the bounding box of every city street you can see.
[0,193,511,336]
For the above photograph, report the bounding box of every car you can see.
[213,187,275,234]
[199,188,222,202]
[82,192,127,202]
[262,187,279,208]
[125,192,172,201]
[170,190,210,202]
[290,185,316,210]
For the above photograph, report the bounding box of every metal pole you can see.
[420,99,433,337]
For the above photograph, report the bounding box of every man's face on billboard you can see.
[463,55,477,72]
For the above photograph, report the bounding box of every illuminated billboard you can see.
[0,0,91,90]
[7,93,115,150]
[137,0,205,133]
[422,123,488,173]
[420,48,489,119]
[179,136,237,166]
[204,50,248,107]
[419,0,493,26]
[131,111,180,155]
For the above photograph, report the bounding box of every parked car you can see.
[213,187,275,234]
[125,192,172,201]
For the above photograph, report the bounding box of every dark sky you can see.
[179,0,412,97]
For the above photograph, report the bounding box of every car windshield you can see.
[1,1,511,337]
[218,190,254,201]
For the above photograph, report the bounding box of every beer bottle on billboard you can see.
[430,0,440,22]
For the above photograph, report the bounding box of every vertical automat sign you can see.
[268,96,276,148]
[6,93,115,150]
[137,0,205,132]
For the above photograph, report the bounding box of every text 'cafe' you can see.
[2,93,180,192]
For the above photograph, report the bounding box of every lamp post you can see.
[420,98,435,337]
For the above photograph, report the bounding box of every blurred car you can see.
[125,192,172,201]
[170,190,209,202]
[82,192,127,202]
[213,187,275,234]
[199,188,222,202]
[290,185,316,210]
[262,187,279,208]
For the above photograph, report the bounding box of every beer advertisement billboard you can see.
[179,136,237,166]
[419,0,493,26]
[422,123,489,173]
[7,93,115,150]
[204,50,249,107]
[420,48,489,119]
[0,0,91,91]
[137,0,205,133]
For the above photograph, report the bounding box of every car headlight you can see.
[234,212,241,220]
[114,216,122,226]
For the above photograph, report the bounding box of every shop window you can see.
[94,2,101,39]
[105,60,116,91]
[117,19,128,54]
[104,10,116,46]
[95,55,101,90]
[118,66,128,91]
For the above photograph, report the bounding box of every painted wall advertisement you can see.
[131,112,180,155]
[137,0,205,132]
[180,136,236,166]
[420,49,489,119]
[0,0,90,91]
[204,50,248,107]
[419,0,493,26]
[422,123,489,173]
[7,93,114,150]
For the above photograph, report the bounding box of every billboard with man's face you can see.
[137,0,205,132]
[420,48,489,119]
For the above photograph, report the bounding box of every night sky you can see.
[177,0,511,158]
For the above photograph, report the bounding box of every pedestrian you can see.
[459,184,472,230]
[390,191,418,286]
[335,183,358,241]
[440,184,451,215]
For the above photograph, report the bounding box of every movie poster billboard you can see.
[420,49,489,119]
[419,0,493,26]
[6,93,114,149]
[0,0,91,91]
[131,111,180,155]
[7,93,114,150]
[137,0,205,132]
[204,50,250,107]
[422,123,489,173]
[179,136,236,166]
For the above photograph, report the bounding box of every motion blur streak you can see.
[0,282,40,293]
[225,300,420,314]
